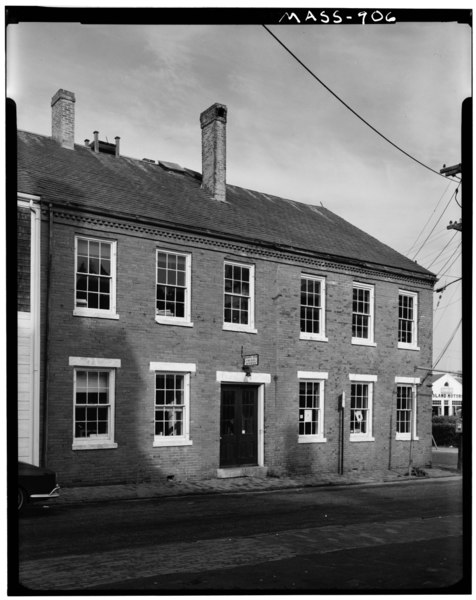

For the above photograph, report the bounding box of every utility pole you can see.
[438,98,470,474]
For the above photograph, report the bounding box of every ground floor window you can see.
[297,371,327,443]
[70,357,120,450]
[349,374,376,441]
[150,362,195,446]
[395,377,419,440]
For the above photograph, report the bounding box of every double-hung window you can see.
[156,250,192,326]
[150,362,196,446]
[297,371,327,443]
[223,262,256,333]
[352,283,375,345]
[70,357,121,450]
[349,374,376,441]
[395,377,419,440]
[74,236,118,319]
[300,275,327,341]
[398,291,419,350]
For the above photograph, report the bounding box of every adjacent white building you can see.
[432,374,463,416]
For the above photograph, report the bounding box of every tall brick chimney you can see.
[51,89,75,149]
[200,103,227,202]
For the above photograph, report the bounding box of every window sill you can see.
[73,309,119,320]
[349,435,375,442]
[298,435,327,444]
[153,438,193,447]
[223,324,258,334]
[398,343,420,351]
[351,339,376,347]
[396,434,419,441]
[299,333,328,342]
[72,441,118,450]
[155,317,194,327]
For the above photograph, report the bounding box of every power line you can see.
[405,182,453,256]
[426,231,458,269]
[411,189,458,261]
[433,319,462,370]
[262,25,462,183]
[439,248,462,279]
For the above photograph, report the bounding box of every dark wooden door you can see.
[220,385,258,467]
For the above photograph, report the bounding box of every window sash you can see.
[74,369,113,441]
[156,251,190,322]
[398,292,418,346]
[75,237,116,316]
[300,277,322,335]
[154,372,191,442]
[352,284,374,342]
[223,262,255,329]
[396,385,416,438]
[299,380,321,436]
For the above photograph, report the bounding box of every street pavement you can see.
[16,477,464,592]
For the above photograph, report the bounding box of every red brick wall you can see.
[44,215,433,485]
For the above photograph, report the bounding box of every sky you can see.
[7,9,470,374]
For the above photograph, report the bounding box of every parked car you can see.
[18,461,60,511]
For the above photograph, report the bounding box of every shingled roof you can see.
[17,130,435,281]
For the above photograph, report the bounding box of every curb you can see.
[53,470,461,507]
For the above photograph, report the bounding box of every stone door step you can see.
[216,466,268,479]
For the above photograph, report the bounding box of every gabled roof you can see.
[17,130,435,281]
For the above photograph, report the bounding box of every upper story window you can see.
[349,374,377,442]
[300,275,327,341]
[398,291,419,350]
[69,357,121,450]
[297,371,328,443]
[74,236,118,319]
[223,261,256,333]
[352,283,375,346]
[150,362,196,447]
[395,377,420,441]
[156,250,193,327]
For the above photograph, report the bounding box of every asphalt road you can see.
[14,478,465,593]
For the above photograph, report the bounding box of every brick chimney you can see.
[51,89,75,149]
[200,103,227,202]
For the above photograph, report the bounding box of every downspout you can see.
[41,203,53,467]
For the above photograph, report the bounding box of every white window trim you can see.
[398,290,420,350]
[223,261,257,333]
[298,372,328,443]
[395,377,420,441]
[71,363,119,450]
[299,274,328,342]
[155,250,193,327]
[351,282,376,346]
[150,362,196,447]
[73,236,119,320]
[349,375,376,442]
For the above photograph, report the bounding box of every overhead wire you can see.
[433,319,462,370]
[411,188,458,261]
[262,25,462,183]
[426,231,458,269]
[438,248,462,279]
[405,182,453,256]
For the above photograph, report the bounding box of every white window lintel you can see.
[349,374,378,382]
[69,357,121,368]
[149,362,196,373]
[298,371,329,380]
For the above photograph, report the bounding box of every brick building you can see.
[17,89,436,486]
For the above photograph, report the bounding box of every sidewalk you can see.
[54,466,461,507]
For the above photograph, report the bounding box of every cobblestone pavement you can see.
[19,513,462,590]
[54,467,460,506]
